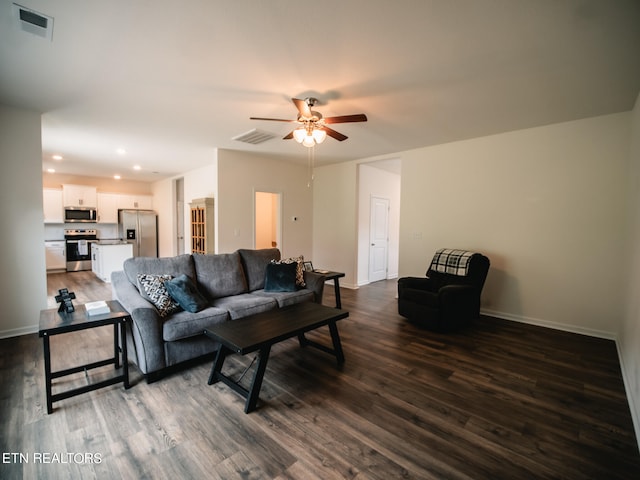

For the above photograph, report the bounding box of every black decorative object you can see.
[55,288,76,313]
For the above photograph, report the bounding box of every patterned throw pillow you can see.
[137,274,181,317]
[271,256,305,287]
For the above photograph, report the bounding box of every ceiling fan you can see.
[250,97,367,147]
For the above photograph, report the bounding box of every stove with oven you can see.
[64,229,97,272]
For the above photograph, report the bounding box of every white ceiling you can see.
[1,0,639,183]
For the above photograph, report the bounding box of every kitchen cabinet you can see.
[43,188,64,223]
[91,242,134,282]
[63,184,97,207]
[45,241,66,271]
[98,193,153,223]
[97,193,119,223]
[117,194,153,210]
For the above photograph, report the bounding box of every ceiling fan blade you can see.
[283,131,294,140]
[292,98,312,118]
[322,126,348,141]
[250,117,295,122]
[323,114,368,124]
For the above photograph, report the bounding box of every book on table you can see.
[85,300,110,316]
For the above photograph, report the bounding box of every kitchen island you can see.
[91,242,133,282]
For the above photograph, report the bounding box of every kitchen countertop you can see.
[96,240,130,245]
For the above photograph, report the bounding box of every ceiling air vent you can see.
[232,129,277,145]
[12,3,54,41]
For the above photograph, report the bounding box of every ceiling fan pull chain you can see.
[307,145,315,188]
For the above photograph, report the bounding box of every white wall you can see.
[217,149,312,258]
[357,164,401,285]
[152,176,175,257]
[313,113,630,333]
[153,158,218,257]
[312,162,359,288]
[183,161,218,254]
[0,104,47,337]
[620,92,640,446]
[399,113,630,337]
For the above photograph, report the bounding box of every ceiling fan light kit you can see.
[312,128,327,144]
[293,124,327,147]
[250,97,367,149]
[302,133,316,148]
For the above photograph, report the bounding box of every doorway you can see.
[369,196,389,282]
[255,191,281,249]
[357,161,400,286]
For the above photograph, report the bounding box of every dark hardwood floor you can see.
[1,272,638,479]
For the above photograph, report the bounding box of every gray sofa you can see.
[111,248,325,382]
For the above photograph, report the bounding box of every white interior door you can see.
[369,196,389,282]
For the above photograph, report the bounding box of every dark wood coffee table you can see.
[204,302,349,413]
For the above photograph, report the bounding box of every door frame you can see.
[174,177,185,255]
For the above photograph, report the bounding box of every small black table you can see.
[205,302,348,413]
[38,300,131,414]
[314,270,345,308]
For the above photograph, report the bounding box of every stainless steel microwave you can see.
[64,207,97,223]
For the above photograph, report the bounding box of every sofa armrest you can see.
[111,270,166,374]
[398,276,438,293]
[303,271,325,303]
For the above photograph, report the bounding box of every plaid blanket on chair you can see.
[430,248,475,276]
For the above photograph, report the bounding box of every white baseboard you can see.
[480,308,616,340]
[0,324,38,339]
[615,340,640,453]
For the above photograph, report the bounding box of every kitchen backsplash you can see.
[44,223,119,241]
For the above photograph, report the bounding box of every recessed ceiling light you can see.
[133,165,141,171]
[52,154,62,160]
[116,148,126,155]
[114,175,121,180]
[47,168,55,173]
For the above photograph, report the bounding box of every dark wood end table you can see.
[38,300,131,414]
[204,302,349,413]
[314,270,345,308]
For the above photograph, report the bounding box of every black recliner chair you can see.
[397,248,490,331]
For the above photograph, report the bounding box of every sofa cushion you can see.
[251,289,314,308]
[137,274,182,317]
[162,306,229,342]
[211,294,277,320]
[124,254,196,287]
[193,252,248,299]
[165,274,209,313]
[238,248,281,291]
[264,262,298,292]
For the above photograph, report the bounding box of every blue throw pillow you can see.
[264,262,298,292]
[164,274,209,313]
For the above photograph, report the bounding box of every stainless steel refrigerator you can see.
[118,210,158,257]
